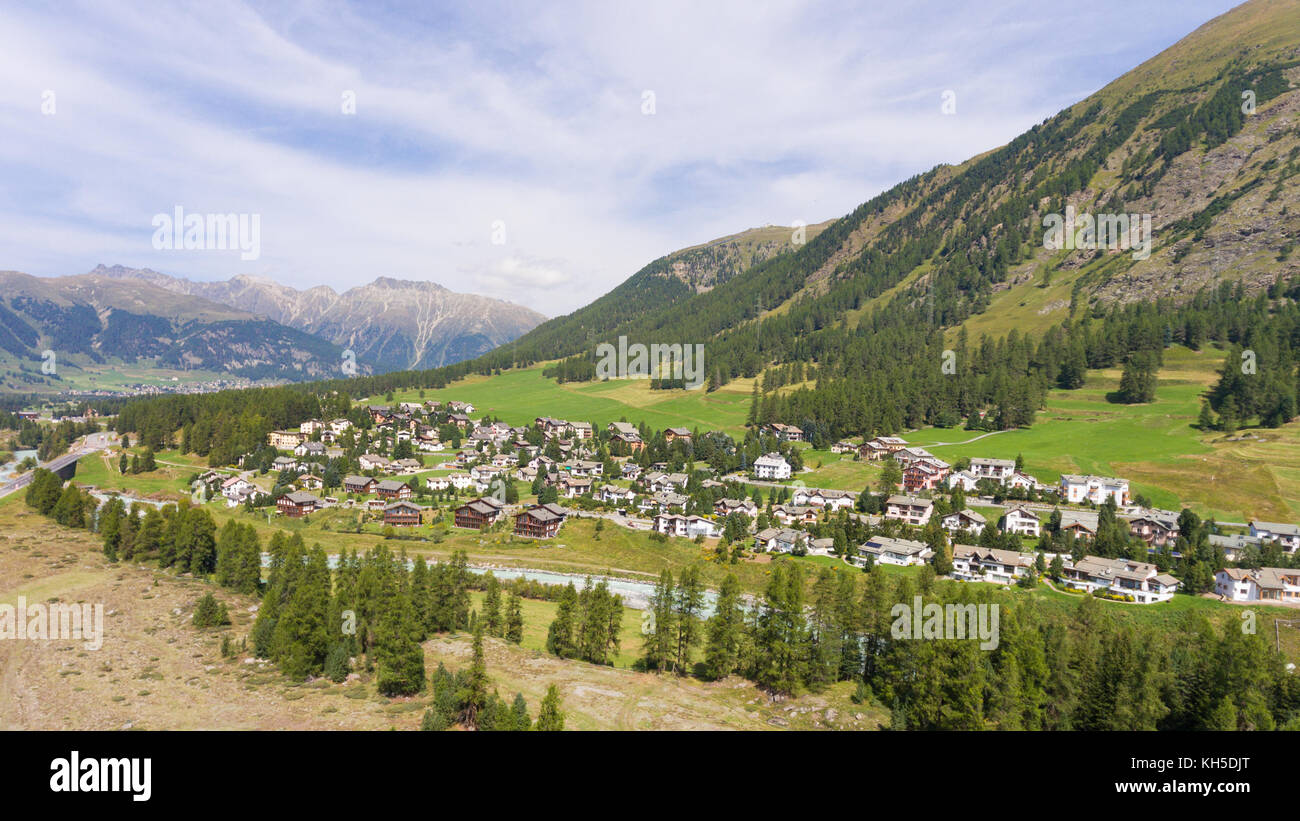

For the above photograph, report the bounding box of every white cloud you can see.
[0,0,1242,316]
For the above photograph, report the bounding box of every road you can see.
[0,432,117,500]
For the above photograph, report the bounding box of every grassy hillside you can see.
[366,367,758,435]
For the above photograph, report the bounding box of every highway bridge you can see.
[0,433,116,500]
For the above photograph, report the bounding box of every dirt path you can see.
[921,430,1009,448]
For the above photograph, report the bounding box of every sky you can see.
[0,0,1245,317]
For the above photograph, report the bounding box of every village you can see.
[192,398,1300,609]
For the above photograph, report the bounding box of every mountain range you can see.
[445,0,1300,386]
[90,265,548,373]
[0,269,350,382]
[0,265,551,387]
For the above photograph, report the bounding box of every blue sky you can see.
[0,0,1243,316]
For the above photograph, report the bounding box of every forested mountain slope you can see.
[444,0,1300,436]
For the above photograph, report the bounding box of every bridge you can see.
[0,433,116,500]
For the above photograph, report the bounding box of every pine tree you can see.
[510,692,531,731]
[704,574,744,680]
[545,583,578,658]
[504,590,524,644]
[374,550,426,696]
[673,565,705,673]
[535,684,565,731]
[458,622,490,728]
[24,468,63,515]
[1197,400,1216,430]
[273,546,332,679]
[643,570,678,671]
[483,573,503,637]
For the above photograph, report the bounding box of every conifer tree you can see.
[504,590,524,644]
[704,574,744,680]
[483,573,503,637]
[458,622,490,728]
[546,583,578,658]
[510,692,531,731]
[535,684,565,731]
[673,565,705,673]
[643,570,678,672]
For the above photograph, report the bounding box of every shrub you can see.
[192,593,230,627]
[324,643,350,683]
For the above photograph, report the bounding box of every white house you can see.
[293,440,326,459]
[883,495,933,526]
[941,509,986,535]
[1215,567,1300,603]
[1248,521,1300,553]
[946,470,980,492]
[969,457,1016,483]
[1006,472,1037,491]
[653,514,721,539]
[999,506,1041,538]
[771,504,818,526]
[1061,555,1179,604]
[857,535,932,567]
[448,473,476,490]
[1059,474,1129,506]
[221,476,257,506]
[791,488,856,510]
[643,471,689,492]
[329,418,353,434]
[1208,533,1262,562]
[593,485,632,505]
[951,545,1035,583]
[753,453,792,480]
[425,476,451,491]
[641,491,689,514]
[754,527,809,554]
[714,498,758,518]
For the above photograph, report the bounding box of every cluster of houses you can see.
[845,537,1181,603]
[246,407,1300,608]
[268,401,487,458]
[882,490,1166,548]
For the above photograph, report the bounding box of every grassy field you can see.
[467,589,648,669]
[363,366,757,436]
